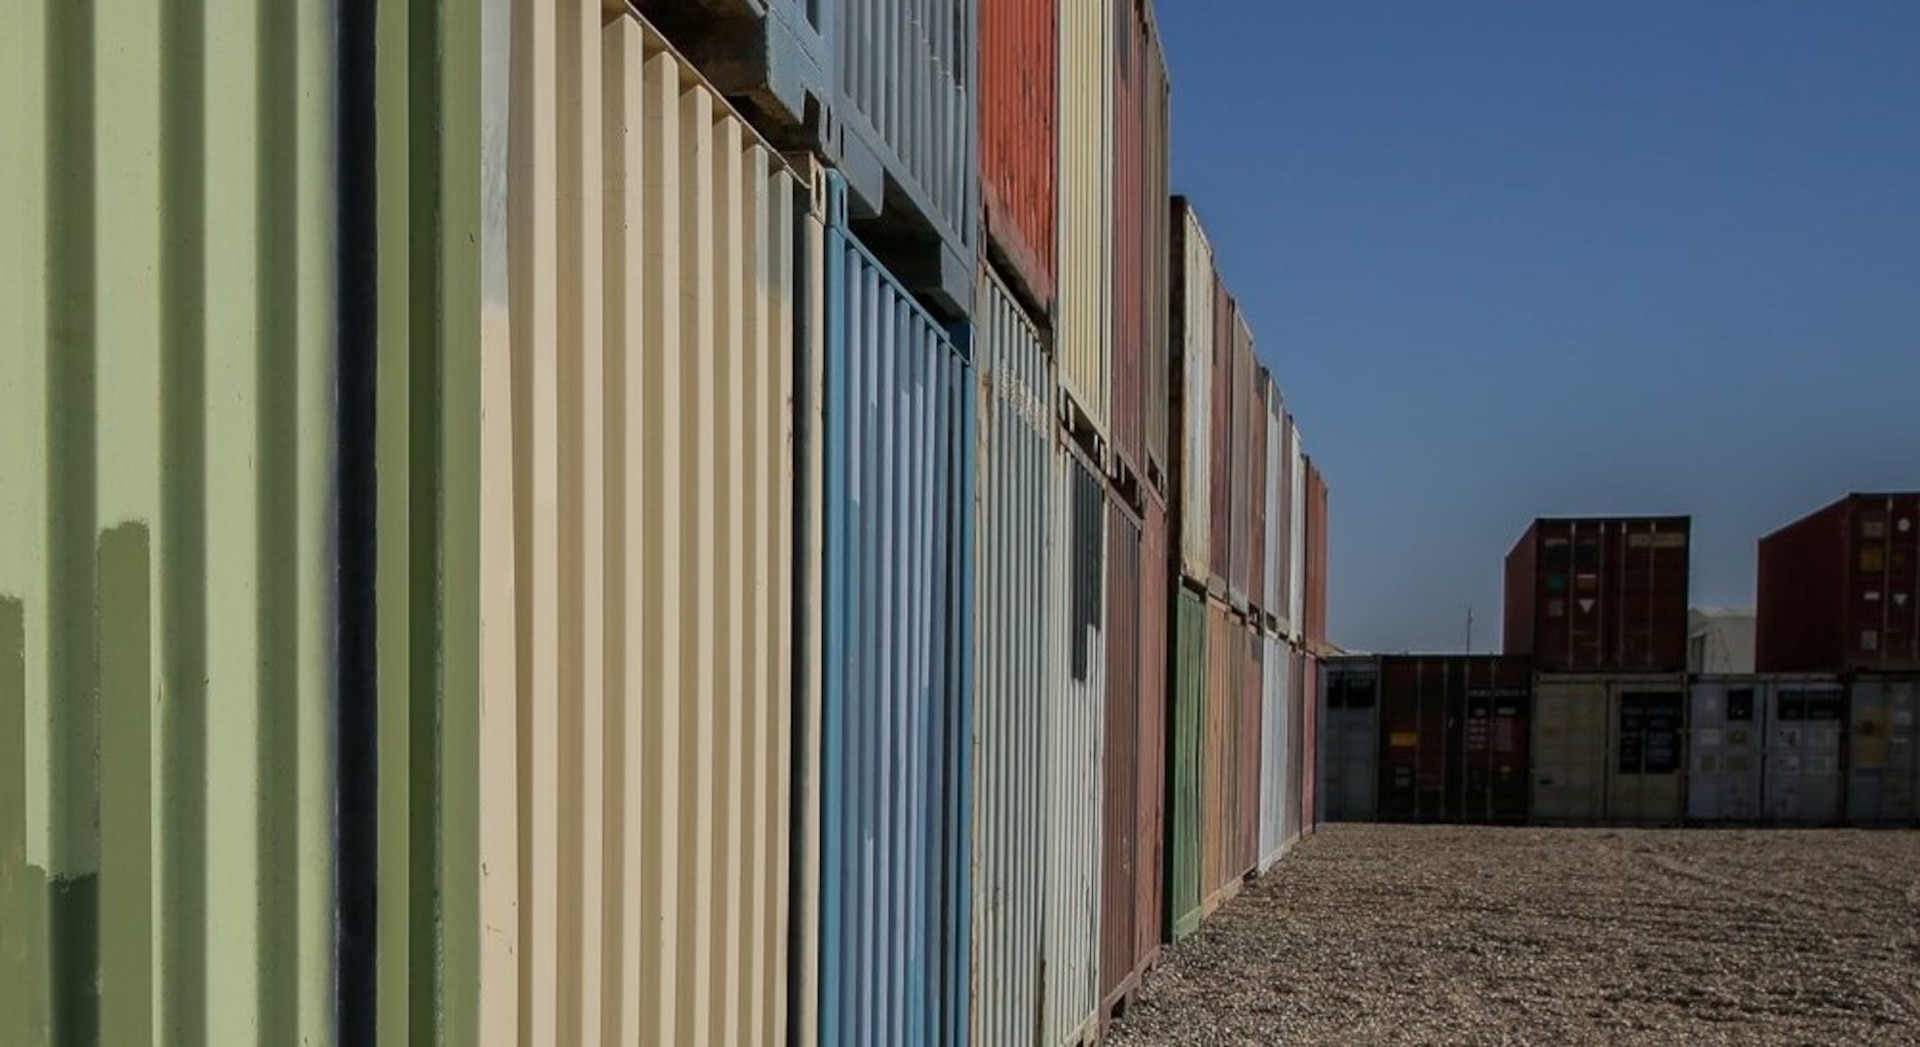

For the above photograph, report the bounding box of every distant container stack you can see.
[1504,516,1692,673]
[1758,493,1920,674]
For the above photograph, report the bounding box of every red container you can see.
[1504,516,1690,672]
[1226,313,1255,613]
[1248,368,1270,623]
[1106,0,1172,496]
[1101,501,1142,1008]
[980,0,1057,317]
[1207,281,1233,599]
[1304,461,1330,647]
[1758,493,1920,673]
[1375,656,1531,824]
[1136,494,1168,967]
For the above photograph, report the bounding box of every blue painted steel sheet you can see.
[818,172,975,1047]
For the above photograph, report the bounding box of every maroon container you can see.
[1374,656,1531,824]
[980,0,1057,317]
[1107,0,1168,497]
[1278,411,1296,632]
[1758,493,1920,673]
[1207,281,1233,599]
[1248,368,1270,623]
[1136,493,1168,968]
[1101,501,1142,1008]
[1302,459,1330,647]
[1504,516,1690,672]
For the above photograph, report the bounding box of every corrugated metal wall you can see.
[1139,8,1174,496]
[1301,653,1320,835]
[1318,659,1380,824]
[1238,627,1264,871]
[1101,504,1143,1011]
[1262,379,1287,633]
[1247,370,1270,625]
[1165,589,1208,942]
[1058,0,1114,438]
[1687,677,1764,823]
[1287,422,1307,643]
[1257,634,1292,871]
[1200,602,1250,913]
[1135,497,1169,969]
[969,265,1054,1047]
[3,2,344,1042]
[1207,281,1233,600]
[980,0,1058,317]
[483,11,798,1044]
[1109,0,1169,495]
[1848,677,1919,826]
[1046,446,1107,1047]
[811,171,975,1047]
[1286,650,1306,843]
[1171,201,1216,586]
[1225,314,1254,614]
[836,0,978,316]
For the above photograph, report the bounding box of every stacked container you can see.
[1057,0,1113,446]
[1530,675,1689,826]
[1687,676,1847,826]
[1504,516,1692,673]
[1757,494,1920,674]
[1318,659,1382,823]
[1371,657,1532,825]
[1170,200,1217,588]
[979,0,1058,317]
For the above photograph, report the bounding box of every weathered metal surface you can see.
[1532,675,1688,826]
[1135,495,1169,968]
[1045,445,1107,1047]
[1058,0,1113,438]
[1687,677,1765,823]
[1110,0,1171,496]
[1258,633,1293,868]
[1505,517,1692,673]
[1101,504,1142,1011]
[1760,680,1847,826]
[1758,494,1920,674]
[1374,657,1531,825]
[1170,200,1215,587]
[1165,589,1208,942]
[969,264,1053,1047]
[1318,657,1380,824]
[1847,676,1919,826]
[810,170,974,1047]
[980,0,1058,317]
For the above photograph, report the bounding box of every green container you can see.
[1164,587,1208,941]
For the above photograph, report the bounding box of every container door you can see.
[1849,679,1917,824]
[1765,685,1846,825]
[1531,681,1608,823]
[1608,688,1686,825]
[1689,683,1761,822]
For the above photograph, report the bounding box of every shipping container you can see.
[640,0,978,316]
[1100,500,1152,1019]
[1257,633,1294,869]
[1,2,481,1042]
[1207,280,1234,601]
[979,0,1058,318]
[1164,589,1208,941]
[1261,378,1288,633]
[1200,603,1253,914]
[1058,0,1114,443]
[1225,314,1256,613]
[481,15,804,1045]
[1318,658,1381,823]
[1239,626,1266,873]
[1686,677,1765,823]
[1302,651,1321,835]
[1169,200,1216,587]
[1247,370,1271,624]
[1372,657,1531,825]
[807,169,975,1047]
[1110,0,1172,498]
[1287,421,1307,644]
[1531,675,1689,826]
[1757,494,1920,674]
[969,265,1054,1047]
[1504,517,1692,673]
[1304,462,1331,649]
[1763,679,1848,826]
[1846,676,1919,826]
[1134,495,1169,972]
[1287,649,1308,843]
[1044,444,1107,1047]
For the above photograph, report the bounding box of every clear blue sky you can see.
[1156,2,1920,653]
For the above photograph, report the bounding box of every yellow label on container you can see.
[1390,731,1419,749]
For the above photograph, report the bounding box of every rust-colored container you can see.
[1207,281,1233,600]
[1248,367,1270,625]
[980,0,1058,318]
[1757,493,1920,673]
[1201,602,1240,910]
[1375,656,1532,824]
[1504,516,1692,673]
[1225,314,1254,613]
[1109,0,1172,498]
[1101,501,1142,1011]
[1304,461,1330,647]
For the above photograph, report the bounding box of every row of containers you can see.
[3,4,1333,1047]
[1318,658,1920,828]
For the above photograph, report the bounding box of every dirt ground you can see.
[1107,825,1920,1046]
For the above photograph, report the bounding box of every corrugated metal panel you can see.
[810,170,974,1047]
[1761,679,1846,826]
[1058,0,1113,438]
[1261,378,1285,631]
[1045,446,1106,1047]
[1304,462,1329,648]
[1847,676,1919,825]
[1532,675,1688,825]
[0,2,355,1041]
[1206,282,1233,600]
[1247,369,1270,624]
[1687,677,1765,822]
[1301,652,1320,835]
[1758,494,1920,674]
[1200,603,1252,912]
[1101,503,1142,1011]
[1257,633,1291,869]
[1374,658,1530,825]
[835,0,979,316]
[484,12,797,1044]
[980,0,1058,317]
[1164,589,1207,941]
[1286,421,1306,644]
[1109,0,1170,496]
[970,265,1053,1047]
[1286,650,1306,842]
[1169,201,1215,587]
[1318,658,1379,823]
[1504,517,1692,673]
[1135,496,1168,967]
[1237,626,1264,871]
[1225,312,1254,613]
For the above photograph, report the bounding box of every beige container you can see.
[1057,0,1114,440]
[480,6,797,1044]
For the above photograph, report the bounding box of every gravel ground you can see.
[1108,825,1920,1046]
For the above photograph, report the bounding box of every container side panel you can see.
[1057,0,1112,435]
[979,0,1057,314]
